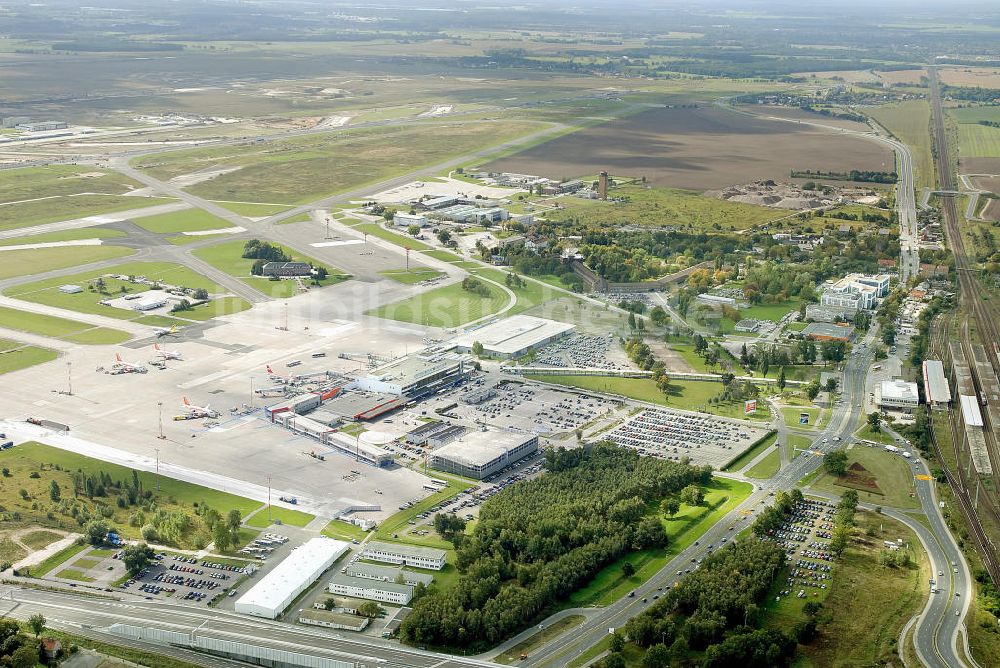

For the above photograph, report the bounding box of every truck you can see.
[884,445,900,453]
[902,451,912,458]
[278,496,298,505]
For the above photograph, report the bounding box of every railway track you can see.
[929,66,1000,584]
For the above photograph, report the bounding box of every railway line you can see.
[929,66,1000,585]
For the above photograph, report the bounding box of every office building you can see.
[430,429,538,480]
[328,573,414,605]
[877,379,920,412]
[361,541,447,571]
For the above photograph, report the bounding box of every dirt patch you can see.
[972,176,1000,194]
[961,157,1000,174]
[939,66,1000,89]
[792,69,879,84]
[983,198,1000,222]
[750,105,873,132]
[484,105,893,191]
[834,462,883,494]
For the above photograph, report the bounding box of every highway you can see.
[0,587,497,668]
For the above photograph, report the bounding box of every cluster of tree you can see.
[122,543,155,575]
[714,376,759,405]
[908,296,954,368]
[202,508,243,552]
[400,444,710,649]
[624,338,657,371]
[940,85,1000,102]
[503,272,525,289]
[829,490,858,557]
[0,616,49,668]
[795,105,868,123]
[753,488,804,537]
[978,120,1000,128]
[607,538,792,668]
[242,239,290,263]
[432,513,467,545]
[506,252,584,291]
[790,169,897,184]
[461,276,492,298]
[69,468,149,504]
[825,209,892,223]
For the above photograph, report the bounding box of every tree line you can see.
[399,444,711,650]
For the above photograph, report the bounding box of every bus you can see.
[428,478,448,487]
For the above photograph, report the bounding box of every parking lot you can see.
[532,333,630,371]
[605,408,769,468]
[116,551,254,606]
[764,498,837,602]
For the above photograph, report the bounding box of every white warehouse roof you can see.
[960,395,984,427]
[879,379,919,402]
[234,537,348,619]
[454,315,574,356]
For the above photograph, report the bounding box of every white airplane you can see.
[110,353,147,374]
[266,364,302,384]
[176,396,219,420]
[154,325,178,338]
[152,343,182,360]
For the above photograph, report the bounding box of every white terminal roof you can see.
[922,360,951,403]
[880,379,919,401]
[960,395,984,427]
[432,429,535,467]
[235,537,348,616]
[455,315,575,355]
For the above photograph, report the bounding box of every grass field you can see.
[745,449,781,478]
[0,245,133,281]
[212,201,291,217]
[376,472,472,545]
[956,123,1000,158]
[0,195,176,232]
[495,615,586,665]
[192,239,347,298]
[568,477,753,607]
[788,433,814,459]
[782,405,819,428]
[132,209,234,234]
[765,510,928,666]
[855,425,895,445]
[371,278,509,328]
[0,227,127,246]
[0,441,262,551]
[133,121,543,205]
[867,100,935,191]
[0,338,58,374]
[0,537,26,565]
[5,261,236,321]
[20,529,64,551]
[322,519,370,542]
[810,444,919,509]
[379,268,446,284]
[352,223,434,251]
[723,432,778,472]
[30,542,88,577]
[56,567,95,582]
[245,505,315,528]
[421,249,463,262]
[0,305,130,344]
[552,184,782,232]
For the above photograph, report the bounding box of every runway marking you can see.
[311,239,364,247]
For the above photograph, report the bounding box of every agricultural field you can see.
[939,66,1000,89]
[192,239,348,298]
[551,184,782,232]
[0,441,261,551]
[132,208,235,234]
[866,100,935,191]
[132,120,543,205]
[949,106,1000,159]
[485,106,892,191]
[0,306,130,344]
[0,245,134,280]
[810,444,920,509]
[0,338,58,374]
[371,277,509,328]
[4,261,236,321]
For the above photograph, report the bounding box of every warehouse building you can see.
[801,322,853,342]
[328,573,414,605]
[354,353,469,398]
[234,537,349,619]
[261,261,313,277]
[362,541,447,571]
[922,360,952,410]
[453,315,575,359]
[430,428,539,480]
[393,212,429,227]
[877,379,920,413]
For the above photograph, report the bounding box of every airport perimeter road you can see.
[1,587,498,668]
[526,331,970,668]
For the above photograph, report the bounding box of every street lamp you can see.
[66,361,72,396]
[157,401,165,439]
[154,447,160,492]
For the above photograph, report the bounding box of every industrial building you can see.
[234,537,349,619]
[361,541,447,570]
[59,284,83,294]
[801,322,854,342]
[433,204,509,224]
[922,360,952,410]
[261,261,313,277]
[298,609,369,631]
[132,295,167,311]
[429,429,539,480]
[328,573,414,605]
[354,353,469,398]
[877,379,920,413]
[453,315,575,359]
[805,303,857,323]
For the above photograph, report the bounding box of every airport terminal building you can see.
[452,315,575,359]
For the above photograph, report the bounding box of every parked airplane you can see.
[110,354,147,374]
[175,396,219,420]
[152,343,182,360]
[154,325,178,338]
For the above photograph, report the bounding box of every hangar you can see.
[453,315,575,359]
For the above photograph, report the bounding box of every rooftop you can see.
[329,572,413,595]
[801,322,854,339]
[431,428,536,467]
[960,395,984,427]
[454,315,575,355]
[235,537,348,612]
[364,354,463,387]
[879,379,919,402]
[364,541,447,561]
[922,360,951,403]
[344,562,434,586]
